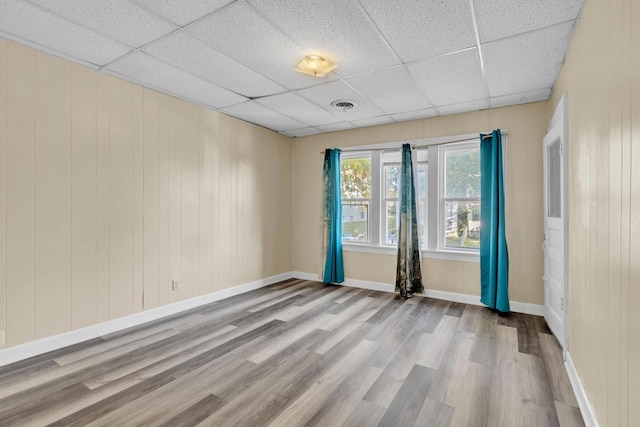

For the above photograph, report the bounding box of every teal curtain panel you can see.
[323,149,345,284]
[479,130,510,312]
[395,144,424,297]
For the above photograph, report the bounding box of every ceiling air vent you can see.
[331,99,357,112]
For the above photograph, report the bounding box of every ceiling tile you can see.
[358,0,476,62]
[247,0,399,77]
[28,0,176,48]
[350,115,394,128]
[107,51,247,108]
[186,1,329,90]
[490,88,551,108]
[484,22,575,97]
[437,98,489,115]
[406,48,488,107]
[222,101,306,131]
[143,31,284,98]
[0,0,131,66]
[390,108,438,123]
[346,66,432,114]
[474,0,584,42]
[296,80,384,121]
[315,122,355,133]
[133,0,234,26]
[284,127,323,138]
[255,92,343,127]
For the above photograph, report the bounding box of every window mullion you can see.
[370,151,381,247]
[427,146,439,251]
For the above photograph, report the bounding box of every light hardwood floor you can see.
[0,279,584,427]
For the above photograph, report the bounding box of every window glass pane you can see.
[548,140,561,218]
[418,164,427,246]
[417,164,427,197]
[384,164,400,198]
[444,147,480,198]
[443,201,480,249]
[342,201,369,242]
[341,155,371,199]
[385,201,397,245]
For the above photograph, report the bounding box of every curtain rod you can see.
[319,131,508,154]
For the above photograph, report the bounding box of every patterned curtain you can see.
[479,130,510,312]
[323,149,344,284]
[395,144,424,297]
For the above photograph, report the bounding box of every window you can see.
[441,143,481,250]
[340,153,371,243]
[381,151,400,245]
[340,138,483,258]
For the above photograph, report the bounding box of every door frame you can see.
[545,93,569,358]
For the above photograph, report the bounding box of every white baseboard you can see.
[291,271,544,316]
[565,352,600,427]
[0,270,544,367]
[0,272,293,367]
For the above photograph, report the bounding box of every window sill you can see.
[342,243,480,263]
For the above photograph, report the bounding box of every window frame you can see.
[339,133,493,263]
[340,151,374,244]
[437,141,481,253]
[380,151,400,247]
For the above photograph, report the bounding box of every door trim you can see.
[546,93,569,358]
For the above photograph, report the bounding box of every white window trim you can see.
[342,243,480,263]
[341,151,374,244]
[437,141,481,253]
[380,156,400,247]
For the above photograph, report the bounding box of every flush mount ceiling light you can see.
[295,55,338,77]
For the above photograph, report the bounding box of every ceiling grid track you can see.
[0,0,586,136]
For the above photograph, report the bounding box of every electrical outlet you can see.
[171,280,180,291]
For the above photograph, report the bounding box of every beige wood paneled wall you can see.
[0,38,292,349]
[292,102,548,305]
[549,0,639,425]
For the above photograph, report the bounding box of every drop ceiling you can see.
[0,0,585,137]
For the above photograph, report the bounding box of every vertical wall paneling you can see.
[245,129,257,281]
[236,126,244,284]
[167,97,182,303]
[143,89,160,310]
[210,113,220,292]
[0,38,6,347]
[181,102,200,299]
[33,51,72,339]
[217,116,231,289]
[0,38,292,351]
[548,0,640,424]
[628,0,639,423]
[132,85,144,313]
[618,0,632,421]
[607,1,623,425]
[157,93,169,307]
[245,131,255,281]
[199,109,213,295]
[71,63,97,329]
[109,78,134,319]
[230,121,238,287]
[251,134,264,278]
[6,41,35,346]
[96,72,110,323]
[594,0,611,413]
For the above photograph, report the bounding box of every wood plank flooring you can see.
[0,279,584,427]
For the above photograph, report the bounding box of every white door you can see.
[543,98,567,352]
